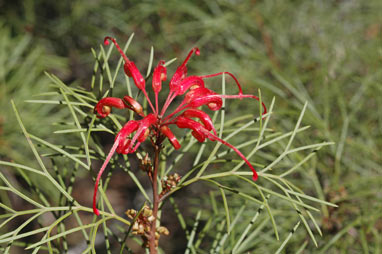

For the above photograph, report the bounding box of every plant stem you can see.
[149,142,161,253]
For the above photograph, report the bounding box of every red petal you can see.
[128,114,157,151]
[152,61,167,94]
[115,121,140,154]
[124,62,146,91]
[116,121,140,139]
[123,95,143,116]
[138,128,150,142]
[181,109,216,135]
[116,138,131,154]
[169,47,200,93]
[183,88,222,111]
[104,37,146,91]
[175,116,258,181]
[175,116,206,142]
[175,76,205,95]
[184,87,213,103]
[191,130,205,142]
[189,94,223,111]
[185,90,267,115]
[160,126,181,149]
[94,97,126,118]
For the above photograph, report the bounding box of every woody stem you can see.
[149,138,161,253]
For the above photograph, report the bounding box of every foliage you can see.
[0,0,381,253]
[0,22,67,162]
[0,36,337,253]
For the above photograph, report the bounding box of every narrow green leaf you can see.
[25,222,101,250]
[184,210,202,254]
[29,134,89,170]
[54,128,114,134]
[11,100,76,204]
[219,188,230,233]
[275,220,301,254]
[146,46,154,78]
[0,173,44,208]
[59,88,91,167]
[164,57,177,67]
[0,160,45,176]
[232,200,267,253]
[215,204,245,252]
[25,100,92,107]
[0,212,45,243]
[100,44,114,90]
[285,102,308,151]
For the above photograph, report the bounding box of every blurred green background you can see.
[0,0,381,253]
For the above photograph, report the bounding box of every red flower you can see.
[92,37,267,215]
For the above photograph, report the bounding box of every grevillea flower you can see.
[92,37,267,215]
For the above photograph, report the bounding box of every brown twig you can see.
[149,142,161,253]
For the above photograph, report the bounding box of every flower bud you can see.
[157,226,170,236]
[94,97,126,118]
[142,206,153,217]
[132,222,139,231]
[125,209,137,219]
[138,224,145,234]
[123,95,143,115]
[152,60,167,93]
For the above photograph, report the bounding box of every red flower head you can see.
[92,37,267,215]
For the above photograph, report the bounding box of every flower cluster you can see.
[160,173,181,198]
[125,205,169,247]
[92,37,267,216]
[138,153,152,173]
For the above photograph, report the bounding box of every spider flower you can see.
[92,37,267,215]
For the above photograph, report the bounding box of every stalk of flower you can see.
[92,37,267,251]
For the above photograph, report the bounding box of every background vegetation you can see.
[0,0,381,253]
